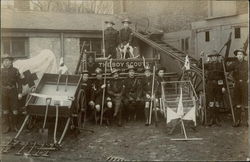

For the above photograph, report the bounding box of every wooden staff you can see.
[221,59,235,124]
[149,66,156,125]
[201,51,207,124]
[75,41,86,74]
[102,21,105,58]
[100,59,108,126]
[100,20,107,126]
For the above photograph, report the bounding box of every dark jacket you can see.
[124,77,140,99]
[155,76,165,98]
[141,76,153,96]
[204,62,224,81]
[104,27,119,48]
[107,79,125,97]
[119,27,133,45]
[226,59,248,82]
[90,79,104,101]
[1,66,22,93]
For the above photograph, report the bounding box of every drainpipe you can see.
[60,33,64,58]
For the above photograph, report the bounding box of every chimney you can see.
[14,0,30,11]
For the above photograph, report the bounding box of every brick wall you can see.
[236,0,248,15]
[14,0,30,11]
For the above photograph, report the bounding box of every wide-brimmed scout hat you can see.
[122,18,132,24]
[105,20,115,25]
[95,67,103,74]
[1,54,14,61]
[82,70,90,75]
[144,65,151,72]
[127,65,135,71]
[111,68,119,74]
[233,48,247,56]
[157,67,166,73]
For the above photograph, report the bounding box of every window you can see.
[234,27,241,39]
[205,31,210,42]
[80,38,102,58]
[181,39,185,51]
[181,37,189,52]
[185,38,189,51]
[1,37,29,58]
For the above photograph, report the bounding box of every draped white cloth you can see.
[13,49,58,95]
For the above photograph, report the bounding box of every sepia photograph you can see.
[0,0,249,161]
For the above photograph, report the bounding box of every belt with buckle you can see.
[2,85,15,89]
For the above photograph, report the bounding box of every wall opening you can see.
[205,31,210,42]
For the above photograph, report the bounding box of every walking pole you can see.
[100,20,107,126]
[149,66,156,125]
[221,58,235,124]
[100,60,107,126]
[201,51,207,125]
[102,20,105,58]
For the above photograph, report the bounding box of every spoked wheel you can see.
[181,69,203,93]
[72,89,87,132]
[26,116,37,130]
[196,95,206,125]
[181,69,205,125]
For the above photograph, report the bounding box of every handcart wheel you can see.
[78,90,87,128]
[180,69,203,93]
[26,116,37,130]
[72,89,87,131]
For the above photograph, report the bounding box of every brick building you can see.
[1,8,123,73]
[114,0,248,59]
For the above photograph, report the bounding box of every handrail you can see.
[133,31,202,75]
[162,80,198,101]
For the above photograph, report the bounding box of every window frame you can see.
[205,31,210,42]
[80,38,102,58]
[234,27,241,39]
[1,37,29,58]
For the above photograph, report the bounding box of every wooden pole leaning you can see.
[222,59,235,124]
[100,21,107,126]
[201,51,207,125]
[149,66,156,125]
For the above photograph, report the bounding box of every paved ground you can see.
[0,114,249,162]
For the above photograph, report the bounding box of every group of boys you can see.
[204,48,248,127]
[81,65,167,127]
[104,18,133,58]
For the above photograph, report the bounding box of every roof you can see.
[1,9,123,31]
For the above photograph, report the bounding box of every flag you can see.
[13,49,58,95]
[243,37,248,54]
[184,55,190,70]
[177,87,184,117]
[59,57,69,74]
[166,87,196,124]
[183,106,196,126]
[167,106,179,123]
[224,32,232,61]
